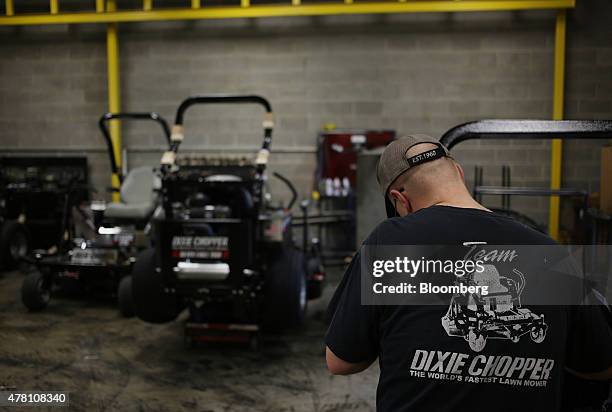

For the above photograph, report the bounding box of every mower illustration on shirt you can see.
[441,264,548,353]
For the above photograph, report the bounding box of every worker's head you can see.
[376,135,466,217]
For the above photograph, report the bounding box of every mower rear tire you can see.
[21,270,50,312]
[132,248,180,324]
[1,220,30,270]
[263,246,307,331]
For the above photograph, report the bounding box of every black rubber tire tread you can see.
[132,248,180,324]
[263,245,307,331]
[21,270,50,312]
[0,220,30,269]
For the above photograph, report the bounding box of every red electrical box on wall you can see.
[317,129,395,186]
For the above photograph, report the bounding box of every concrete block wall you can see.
[0,0,611,230]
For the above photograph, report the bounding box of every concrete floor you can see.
[0,269,378,412]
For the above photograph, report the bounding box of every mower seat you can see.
[104,166,160,221]
[473,265,509,294]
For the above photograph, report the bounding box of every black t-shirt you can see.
[325,206,612,412]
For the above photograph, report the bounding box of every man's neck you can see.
[414,192,490,213]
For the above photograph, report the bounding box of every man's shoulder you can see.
[364,206,557,246]
[364,215,424,245]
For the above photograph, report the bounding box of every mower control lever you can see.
[272,172,297,210]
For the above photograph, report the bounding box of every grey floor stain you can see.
[0,269,378,412]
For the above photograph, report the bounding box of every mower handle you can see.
[172,94,274,156]
[99,112,171,179]
[440,119,612,150]
[273,172,297,210]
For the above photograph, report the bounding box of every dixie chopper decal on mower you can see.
[171,235,230,260]
[131,94,325,348]
[441,262,547,353]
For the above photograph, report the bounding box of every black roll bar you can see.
[98,112,171,180]
[172,94,274,154]
[440,119,612,150]
[385,119,612,218]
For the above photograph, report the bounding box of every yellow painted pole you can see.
[5,0,14,16]
[241,0,250,8]
[191,0,201,9]
[50,0,59,14]
[143,0,152,11]
[106,0,122,201]
[292,0,301,6]
[548,9,566,240]
[96,0,105,12]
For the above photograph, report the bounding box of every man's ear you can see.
[389,189,409,211]
[455,163,465,180]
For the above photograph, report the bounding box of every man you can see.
[325,135,612,411]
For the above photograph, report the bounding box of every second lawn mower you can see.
[21,112,172,317]
[132,94,325,347]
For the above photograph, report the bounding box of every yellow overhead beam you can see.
[0,0,575,26]
[548,9,566,240]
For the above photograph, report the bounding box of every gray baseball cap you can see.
[376,134,451,196]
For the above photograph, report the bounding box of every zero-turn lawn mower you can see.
[131,94,325,349]
[441,264,547,353]
[21,112,172,317]
[0,157,88,270]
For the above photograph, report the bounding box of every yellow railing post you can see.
[5,0,14,16]
[191,0,201,9]
[106,0,122,201]
[143,0,152,11]
[50,0,59,14]
[548,9,566,240]
[96,0,105,12]
[241,0,250,8]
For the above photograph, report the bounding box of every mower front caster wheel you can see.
[467,329,487,353]
[21,270,51,312]
[530,325,546,343]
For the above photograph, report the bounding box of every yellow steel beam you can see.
[0,0,575,25]
[548,9,566,241]
[106,0,122,201]
[5,0,14,16]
